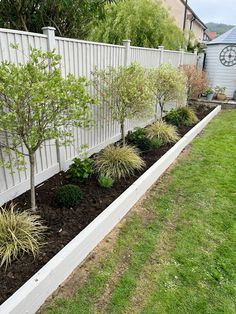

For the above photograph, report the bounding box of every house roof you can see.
[207,26,236,45]
[180,0,207,30]
[207,31,217,40]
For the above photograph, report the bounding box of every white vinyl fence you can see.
[0,27,197,205]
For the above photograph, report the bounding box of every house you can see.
[161,0,207,42]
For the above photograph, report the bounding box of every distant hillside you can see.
[206,22,235,36]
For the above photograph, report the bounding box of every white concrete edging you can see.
[0,105,221,314]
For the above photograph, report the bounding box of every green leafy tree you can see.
[0,0,116,38]
[92,63,154,146]
[88,0,186,49]
[150,64,186,119]
[0,48,93,210]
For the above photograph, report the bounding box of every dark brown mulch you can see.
[0,105,213,305]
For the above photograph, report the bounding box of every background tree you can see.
[0,48,93,210]
[88,0,186,49]
[0,0,116,38]
[150,64,186,119]
[92,63,154,146]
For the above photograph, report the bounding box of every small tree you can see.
[181,65,208,100]
[0,48,93,210]
[150,64,186,120]
[92,63,154,146]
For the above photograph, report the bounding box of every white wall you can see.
[205,44,236,97]
[0,27,197,206]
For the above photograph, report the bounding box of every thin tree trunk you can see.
[155,100,158,121]
[159,102,164,121]
[29,152,37,211]
[121,121,125,146]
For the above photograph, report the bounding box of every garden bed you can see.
[42,108,235,314]
[0,105,214,306]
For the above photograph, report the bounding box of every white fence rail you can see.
[0,27,197,205]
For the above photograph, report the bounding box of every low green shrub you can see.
[68,157,93,182]
[0,204,46,269]
[127,128,151,151]
[98,175,114,188]
[94,145,145,180]
[55,184,82,208]
[146,120,179,144]
[127,127,162,151]
[150,137,163,148]
[165,106,199,127]
[164,108,180,126]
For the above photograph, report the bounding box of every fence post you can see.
[42,27,56,51]
[194,48,198,67]
[123,39,131,66]
[42,26,65,171]
[158,46,164,65]
[122,40,131,136]
[179,48,184,66]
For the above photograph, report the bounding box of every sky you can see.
[188,0,236,25]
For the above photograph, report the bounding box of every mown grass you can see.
[44,110,236,314]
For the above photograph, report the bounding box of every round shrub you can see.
[0,204,46,269]
[127,127,154,151]
[55,184,82,208]
[164,108,180,126]
[165,106,199,127]
[98,175,114,188]
[94,145,145,180]
[127,127,162,151]
[146,120,179,144]
[150,137,163,149]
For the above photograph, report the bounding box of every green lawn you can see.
[44,109,236,314]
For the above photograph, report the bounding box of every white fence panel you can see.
[163,50,182,67]
[0,27,197,205]
[55,38,125,168]
[130,47,161,68]
[0,29,59,204]
[183,52,197,65]
[0,29,48,63]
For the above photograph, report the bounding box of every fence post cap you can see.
[158,45,164,49]
[42,26,56,31]
[122,39,131,43]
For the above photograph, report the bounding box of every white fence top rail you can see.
[0,27,47,38]
[55,36,124,48]
[164,50,182,54]
[130,46,161,52]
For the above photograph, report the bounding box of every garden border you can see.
[0,105,221,314]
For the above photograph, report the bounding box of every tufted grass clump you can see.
[165,106,199,127]
[94,145,145,180]
[0,204,46,269]
[176,106,199,126]
[146,120,179,144]
[55,184,82,208]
